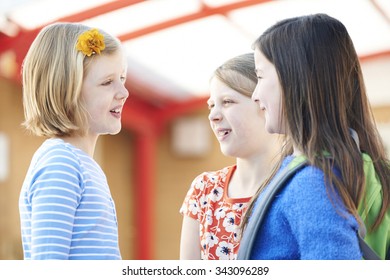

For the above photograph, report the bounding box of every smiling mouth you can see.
[110,108,122,119]
[217,129,231,136]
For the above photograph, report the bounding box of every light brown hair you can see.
[213,52,257,97]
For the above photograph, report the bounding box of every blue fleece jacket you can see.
[250,156,362,260]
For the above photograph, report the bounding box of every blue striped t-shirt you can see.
[19,138,121,260]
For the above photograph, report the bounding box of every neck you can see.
[237,153,273,181]
[58,134,98,157]
[292,144,303,156]
[228,153,275,198]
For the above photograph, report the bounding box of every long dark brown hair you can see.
[242,13,390,232]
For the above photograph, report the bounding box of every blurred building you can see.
[0,0,389,259]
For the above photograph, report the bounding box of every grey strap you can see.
[358,235,380,260]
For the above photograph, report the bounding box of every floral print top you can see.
[180,165,251,260]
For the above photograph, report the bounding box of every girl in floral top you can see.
[179,53,279,260]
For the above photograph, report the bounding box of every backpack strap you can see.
[237,157,381,260]
[358,235,381,260]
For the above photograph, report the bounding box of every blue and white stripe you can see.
[19,138,121,260]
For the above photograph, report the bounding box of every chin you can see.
[105,125,122,135]
[266,125,279,134]
[220,147,238,158]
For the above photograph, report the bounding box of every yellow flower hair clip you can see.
[76,28,105,56]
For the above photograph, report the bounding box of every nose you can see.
[252,86,260,103]
[117,83,129,102]
[208,107,222,122]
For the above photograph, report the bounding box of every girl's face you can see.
[208,76,268,159]
[81,48,129,137]
[252,48,285,134]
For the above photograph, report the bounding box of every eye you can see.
[102,79,113,86]
[223,99,234,105]
[120,75,126,83]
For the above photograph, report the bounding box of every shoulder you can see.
[197,165,233,182]
[275,157,349,216]
[33,139,81,167]
[290,164,325,189]
[180,166,234,217]
[275,157,330,205]
[271,156,358,221]
[25,139,85,202]
[281,155,326,188]
[190,166,234,192]
[28,139,86,184]
[182,166,233,202]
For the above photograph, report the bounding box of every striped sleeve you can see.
[26,146,83,260]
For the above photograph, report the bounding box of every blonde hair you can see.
[213,53,257,98]
[22,22,122,137]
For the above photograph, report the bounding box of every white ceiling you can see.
[1,0,390,106]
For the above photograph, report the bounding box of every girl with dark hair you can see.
[241,13,390,259]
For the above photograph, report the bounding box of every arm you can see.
[179,173,206,260]
[180,215,201,259]
[28,147,83,259]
